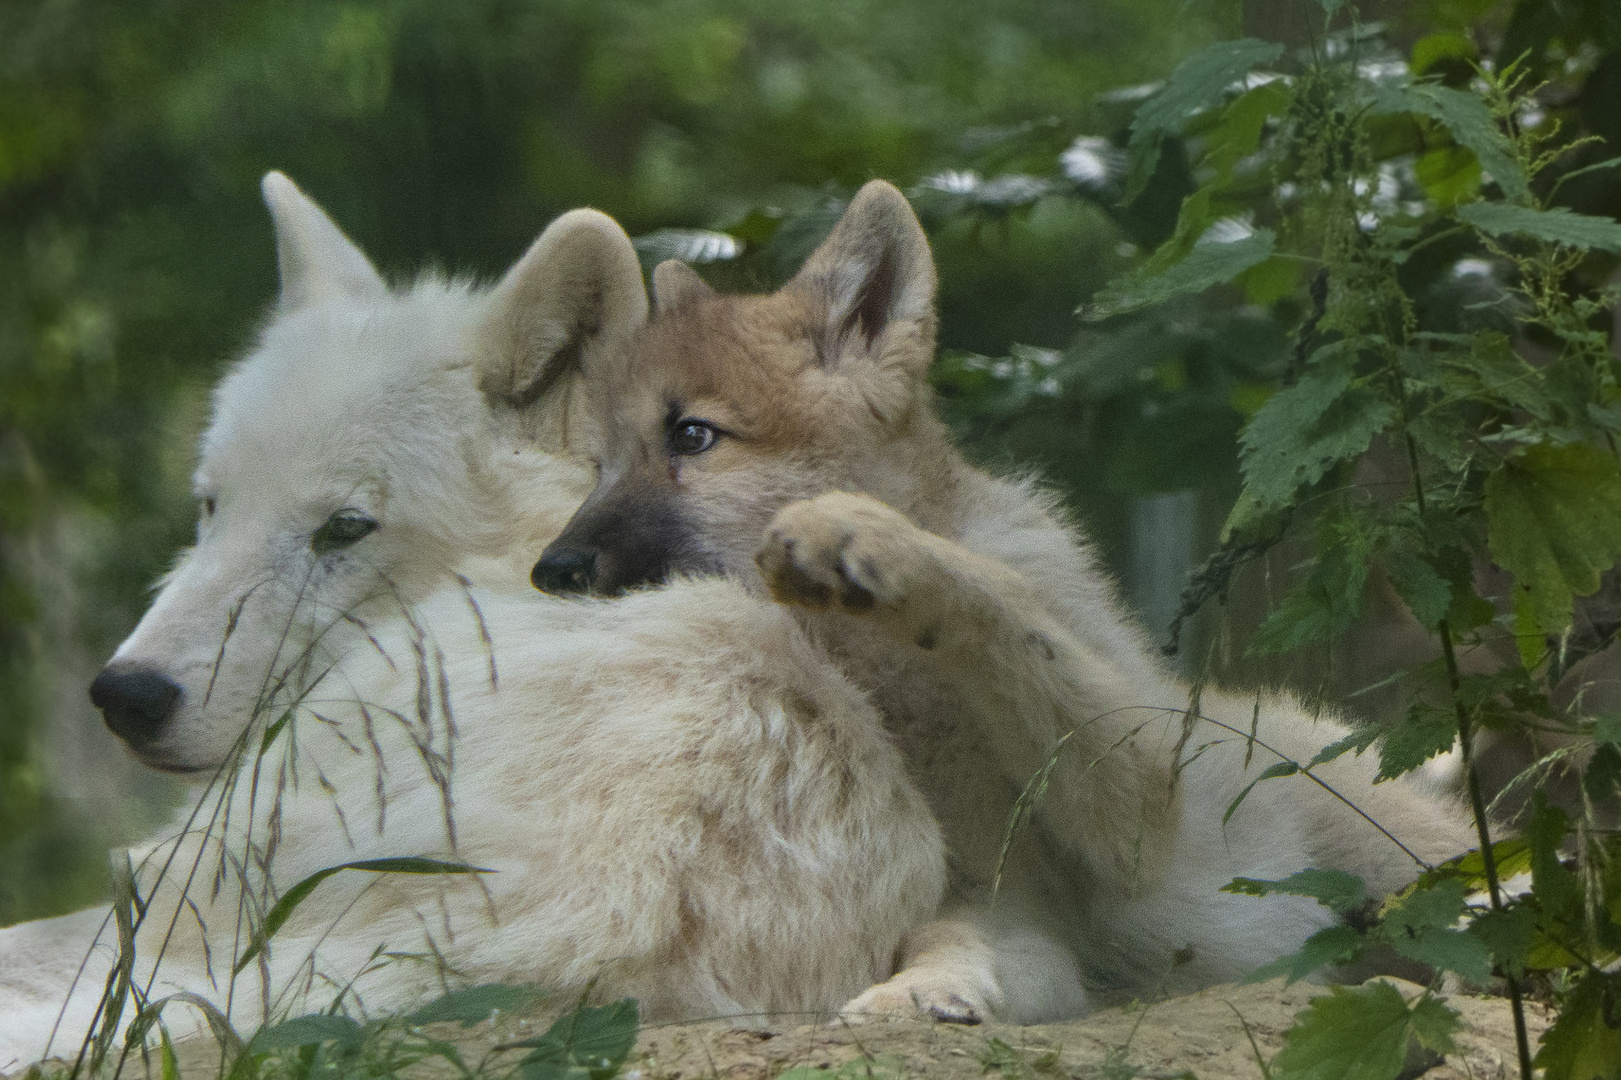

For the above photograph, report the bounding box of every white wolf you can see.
[0,176,945,1069]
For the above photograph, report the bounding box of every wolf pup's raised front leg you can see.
[758,490,1175,886]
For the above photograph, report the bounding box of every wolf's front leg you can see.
[757,491,1174,877]
[839,918,1002,1024]
[756,491,1018,650]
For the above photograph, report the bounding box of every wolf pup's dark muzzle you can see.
[532,544,598,594]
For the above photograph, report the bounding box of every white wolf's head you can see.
[90,173,647,773]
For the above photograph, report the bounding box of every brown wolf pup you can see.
[532,182,1476,1022]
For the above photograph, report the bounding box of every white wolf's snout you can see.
[88,663,183,755]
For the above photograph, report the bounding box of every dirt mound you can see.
[17,977,1541,1080]
[619,978,1541,1080]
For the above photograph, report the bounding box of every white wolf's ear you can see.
[478,208,649,408]
[261,172,386,311]
[652,260,716,314]
[787,180,936,372]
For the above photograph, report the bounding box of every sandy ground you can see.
[11,976,1535,1080]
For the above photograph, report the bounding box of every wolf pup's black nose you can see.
[532,545,598,594]
[91,665,183,744]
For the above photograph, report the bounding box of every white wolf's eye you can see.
[670,419,719,456]
[311,510,378,555]
[202,496,216,517]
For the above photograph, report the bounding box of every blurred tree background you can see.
[2,0,1617,928]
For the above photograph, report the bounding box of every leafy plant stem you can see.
[1438,617,1533,1080]
[1396,338,1533,1080]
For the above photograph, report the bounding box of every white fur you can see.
[0,176,945,1069]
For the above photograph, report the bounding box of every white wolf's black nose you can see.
[91,665,182,745]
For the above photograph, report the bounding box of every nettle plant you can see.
[940,12,1621,1080]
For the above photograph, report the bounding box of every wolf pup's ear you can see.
[787,180,937,374]
[652,260,717,314]
[261,172,386,312]
[478,209,649,410]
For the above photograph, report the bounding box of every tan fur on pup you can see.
[536,180,1477,1024]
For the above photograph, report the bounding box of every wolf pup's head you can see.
[92,173,646,773]
[534,180,954,597]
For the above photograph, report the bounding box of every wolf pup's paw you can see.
[757,492,939,629]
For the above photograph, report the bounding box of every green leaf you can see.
[249,1014,365,1052]
[1407,994,1463,1055]
[1525,796,1581,923]
[1251,512,1379,654]
[1468,905,1533,977]
[1377,702,1457,782]
[1585,743,1621,803]
[1384,548,1452,628]
[1307,727,1380,768]
[1597,714,1621,745]
[1241,925,1365,985]
[1450,332,1555,421]
[260,710,292,755]
[1086,226,1275,320]
[1125,38,1284,200]
[1414,146,1481,208]
[1484,443,1621,662]
[1223,760,1298,825]
[1380,881,1493,984]
[406,984,546,1028]
[1239,365,1396,511]
[1373,84,1529,205]
[158,1027,180,1080]
[1535,971,1621,1080]
[1272,982,1458,1080]
[234,857,491,974]
[1224,868,1368,914]
[1459,201,1621,253]
[1416,839,1531,894]
[1203,81,1293,184]
[512,999,640,1080]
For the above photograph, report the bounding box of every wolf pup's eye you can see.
[311,510,378,555]
[670,419,719,456]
